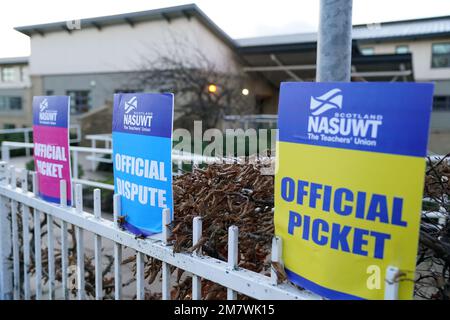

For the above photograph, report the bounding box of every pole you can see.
[316,0,353,82]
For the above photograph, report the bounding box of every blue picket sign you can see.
[112,93,174,236]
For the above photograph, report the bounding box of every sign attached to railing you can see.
[275,82,434,300]
[112,93,174,236]
[32,96,72,205]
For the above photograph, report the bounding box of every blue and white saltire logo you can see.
[124,96,137,114]
[112,93,174,236]
[39,98,49,112]
[310,88,343,116]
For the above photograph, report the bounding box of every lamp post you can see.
[316,0,353,82]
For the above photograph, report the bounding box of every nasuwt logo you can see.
[123,96,153,131]
[307,88,383,147]
[124,96,137,114]
[310,88,343,116]
[39,99,48,112]
[38,98,58,123]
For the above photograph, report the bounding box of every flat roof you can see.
[9,6,445,73]
[237,14,450,48]
[0,56,29,65]
[14,3,236,49]
[14,4,450,49]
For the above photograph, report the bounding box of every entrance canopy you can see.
[236,34,413,85]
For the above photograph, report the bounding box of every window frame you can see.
[395,45,409,54]
[433,95,450,111]
[360,47,375,55]
[66,90,92,114]
[1,67,15,82]
[114,89,141,94]
[431,43,450,69]
[0,96,23,112]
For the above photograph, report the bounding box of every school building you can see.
[1,3,450,151]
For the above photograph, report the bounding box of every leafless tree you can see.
[131,35,255,130]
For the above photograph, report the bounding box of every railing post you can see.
[162,208,171,300]
[271,236,283,285]
[192,217,202,300]
[0,161,13,299]
[1,144,10,162]
[24,131,30,157]
[136,252,145,300]
[32,172,42,300]
[77,125,82,144]
[162,208,171,246]
[113,194,122,300]
[384,266,400,300]
[75,184,85,300]
[11,166,19,299]
[93,189,103,300]
[73,151,79,180]
[227,225,239,300]
[60,180,69,299]
[91,139,97,171]
[316,0,353,82]
[21,170,31,300]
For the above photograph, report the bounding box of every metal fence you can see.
[84,134,112,171]
[1,141,443,300]
[223,115,278,130]
[0,125,82,157]
[0,161,324,300]
[1,141,224,192]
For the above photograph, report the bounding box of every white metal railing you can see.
[85,134,112,171]
[1,141,274,192]
[0,147,444,300]
[223,114,278,130]
[2,141,115,191]
[0,161,324,300]
[0,125,82,156]
[3,139,447,198]
[0,142,210,191]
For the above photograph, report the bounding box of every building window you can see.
[1,67,15,82]
[361,47,374,55]
[114,89,140,94]
[20,66,25,82]
[432,43,450,68]
[67,90,91,114]
[46,90,54,96]
[0,96,22,111]
[9,97,22,110]
[396,45,409,54]
[433,96,450,111]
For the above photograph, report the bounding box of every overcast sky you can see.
[1,0,450,58]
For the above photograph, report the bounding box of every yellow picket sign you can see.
[275,82,434,300]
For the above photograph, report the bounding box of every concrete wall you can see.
[42,72,138,112]
[29,17,240,76]
[360,38,450,81]
[360,38,450,136]
[434,80,450,95]
[0,65,30,88]
[24,15,250,128]
[0,87,32,128]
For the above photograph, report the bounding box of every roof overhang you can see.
[0,56,29,65]
[14,4,237,50]
[239,42,413,85]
